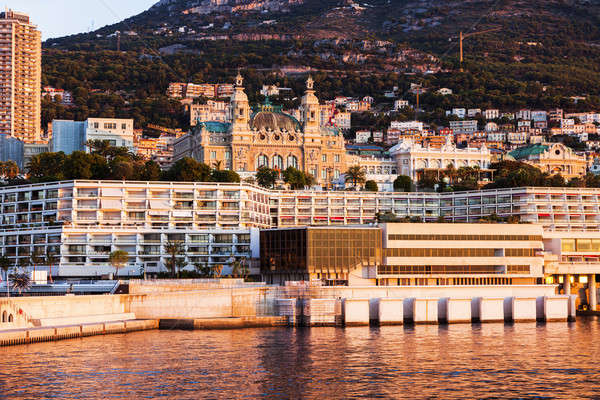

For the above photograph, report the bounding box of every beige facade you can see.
[509,142,587,180]
[174,75,347,184]
[0,11,41,143]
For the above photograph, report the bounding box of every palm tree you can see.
[444,163,457,185]
[213,160,223,171]
[109,250,129,279]
[86,139,112,157]
[0,256,11,297]
[164,240,185,278]
[344,166,366,189]
[43,248,59,284]
[9,271,31,295]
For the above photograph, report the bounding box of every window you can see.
[103,122,117,130]
[310,111,315,119]
[93,122,99,129]
[334,170,340,179]
[561,239,575,252]
[309,168,316,177]
[257,155,269,168]
[287,155,298,169]
[322,169,327,179]
[210,151,217,159]
[272,155,284,170]
[334,155,340,163]
[225,151,231,160]
[322,154,327,162]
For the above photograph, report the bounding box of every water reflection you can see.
[0,319,599,398]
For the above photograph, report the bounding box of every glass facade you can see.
[307,228,382,274]
[260,227,382,283]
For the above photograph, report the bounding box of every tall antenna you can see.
[117,31,121,52]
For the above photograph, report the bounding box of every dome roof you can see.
[250,111,301,132]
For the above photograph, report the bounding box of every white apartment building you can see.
[449,120,478,134]
[4,181,600,299]
[467,109,481,118]
[394,100,409,110]
[355,130,371,144]
[390,120,424,132]
[85,118,134,151]
[484,109,500,120]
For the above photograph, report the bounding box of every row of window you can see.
[388,234,542,241]
[561,239,600,252]
[377,265,530,275]
[385,248,537,257]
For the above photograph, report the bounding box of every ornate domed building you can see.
[173,75,347,184]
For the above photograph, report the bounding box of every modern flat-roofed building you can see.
[0,181,271,278]
[0,11,42,143]
[260,223,544,287]
[51,118,135,154]
[379,223,544,286]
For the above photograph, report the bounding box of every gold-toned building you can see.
[173,75,347,184]
[508,143,588,180]
[0,11,41,143]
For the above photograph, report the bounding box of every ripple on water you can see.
[0,321,599,399]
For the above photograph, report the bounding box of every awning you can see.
[102,188,123,197]
[172,210,192,217]
[101,199,122,209]
[148,210,169,216]
[150,200,170,209]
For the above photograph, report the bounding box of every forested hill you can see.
[41,0,600,130]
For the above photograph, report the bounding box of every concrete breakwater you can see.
[0,281,579,347]
[0,319,158,347]
[276,295,576,327]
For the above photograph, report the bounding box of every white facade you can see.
[449,120,478,134]
[390,120,423,132]
[85,118,134,151]
[389,138,491,181]
[484,109,500,120]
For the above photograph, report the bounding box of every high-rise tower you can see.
[0,10,42,143]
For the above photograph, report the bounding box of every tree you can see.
[344,165,366,188]
[364,180,378,192]
[231,256,249,279]
[0,161,19,180]
[393,175,413,192]
[43,248,59,284]
[211,169,241,183]
[140,160,162,181]
[86,140,113,157]
[0,256,11,297]
[164,240,185,278]
[282,167,314,189]
[164,157,212,182]
[255,166,279,188]
[9,271,31,295]
[109,250,129,279]
[27,152,66,181]
[194,262,211,278]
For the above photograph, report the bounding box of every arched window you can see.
[1,311,6,323]
[257,154,269,169]
[272,155,284,171]
[287,155,298,169]
[8,314,13,323]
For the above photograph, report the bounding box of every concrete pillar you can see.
[342,299,370,326]
[564,274,571,295]
[589,275,597,311]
